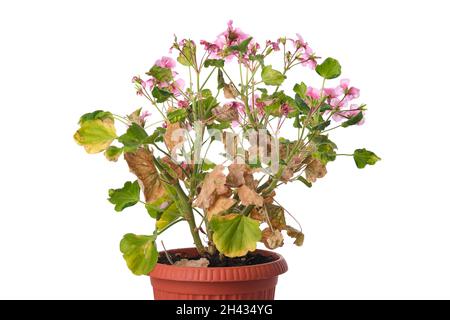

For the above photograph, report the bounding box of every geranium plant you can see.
[74,21,380,275]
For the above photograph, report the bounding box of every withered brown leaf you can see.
[238,185,264,207]
[212,104,239,122]
[305,158,327,183]
[194,165,230,210]
[161,156,185,180]
[207,196,236,220]
[164,122,185,152]
[261,228,284,249]
[223,83,239,99]
[226,163,255,188]
[285,225,305,246]
[124,148,166,203]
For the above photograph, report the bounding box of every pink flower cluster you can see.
[132,56,185,97]
[305,79,364,125]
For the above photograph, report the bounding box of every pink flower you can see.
[140,110,151,122]
[280,103,292,116]
[166,78,185,97]
[266,40,280,51]
[301,46,317,69]
[155,56,176,69]
[200,40,220,54]
[332,104,364,124]
[348,87,360,99]
[324,86,344,98]
[177,99,189,108]
[340,79,350,90]
[306,87,321,100]
[294,33,307,48]
[229,101,245,113]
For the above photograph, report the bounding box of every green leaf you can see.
[120,233,158,275]
[207,121,231,131]
[315,57,342,79]
[293,82,307,100]
[320,104,332,112]
[342,111,364,128]
[79,110,113,125]
[151,87,172,103]
[177,40,196,67]
[294,94,310,114]
[353,149,381,169]
[293,115,302,128]
[210,214,261,258]
[118,123,148,152]
[297,175,312,188]
[204,59,225,68]
[104,146,123,162]
[108,181,140,212]
[167,108,187,123]
[74,118,117,154]
[249,54,265,66]
[229,37,253,53]
[145,197,169,219]
[312,135,338,164]
[156,202,181,230]
[311,119,331,131]
[217,69,225,89]
[146,65,173,82]
[201,160,216,171]
[261,65,286,86]
[143,127,166,145]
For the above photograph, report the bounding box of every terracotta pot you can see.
[149,248,288,300]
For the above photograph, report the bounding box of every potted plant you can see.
[73,20,380,300]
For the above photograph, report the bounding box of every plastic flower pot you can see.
[149,248,288,300]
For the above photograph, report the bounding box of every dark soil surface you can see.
[158,251,275,267]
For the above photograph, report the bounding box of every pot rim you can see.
[149,247,288,282]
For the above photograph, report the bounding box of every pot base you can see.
[149,248,288,300]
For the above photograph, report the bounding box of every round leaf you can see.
[315,57,342,79]
[120,233,158,275]
[210,214,261,258]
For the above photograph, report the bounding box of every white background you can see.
[1,0,449,299]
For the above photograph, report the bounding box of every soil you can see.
[158,251,275,267]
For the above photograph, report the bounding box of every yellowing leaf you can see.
[210,214,261,258]
[238,185,264,207]
[207,196,236,220]
[285,226,305,246]
[120,233,158,275]
[156,202,181,230]
[124,148,166,203]
[74,118,117,154]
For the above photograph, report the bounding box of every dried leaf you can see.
[174,258,210,267]
[223,83,239,99]
[305,158,327,183]
[265,204,286,230]
[194,165,230,209]
[285,225,304,246]
[250,208,265,222]
[261,228,284,249]
[238,185,264,207]
[161,156,185,180]
[226,163,255,188]
[264,191,276,204]
[207,196,236,220]
[164,122,185,152]
[124,148,166,203]
[212,104,239,122]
